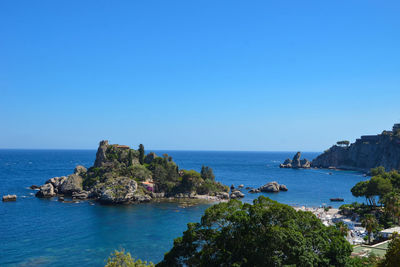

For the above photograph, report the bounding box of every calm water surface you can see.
[0,150,367,266]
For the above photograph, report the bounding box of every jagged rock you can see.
[36,183,56,198]
[150,192,165,198]
[134,194,152,202]
[74,165,87,175]
[230,184,235,190]
[2,194,17,201]
[72,191,89,199]
[300,159,311,168]
[230,190,245,199]
[259,182,280,192]
[291,152,301,168]
[30,185,40,190]
[46,176,67,192]
[94,140,109,167]
[279,184,288,191]
[216,192,230,199]
[238,184,244,188]
[144,152,157,164]
[279,152,310,169]
[249,188,260,193]
[59,174,82,195]
[97,177,138,204]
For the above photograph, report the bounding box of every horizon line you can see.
[0,148,323,153]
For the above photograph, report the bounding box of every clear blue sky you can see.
[1,0,399,151]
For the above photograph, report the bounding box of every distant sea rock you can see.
[2,194,17,202]
[311,123,400,172]
[280,152,311,169]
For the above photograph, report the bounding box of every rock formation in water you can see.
[34,140,229,204]
[2,195,17,202]
[311,124,400,172]
[280,152,311,169]
[258,181,288,193]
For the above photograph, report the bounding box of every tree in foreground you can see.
[379,234,400,267]
[105,249,154,267]
[157,196,351,267]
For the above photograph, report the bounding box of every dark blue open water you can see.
[0,150,367,266]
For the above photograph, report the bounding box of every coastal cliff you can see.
[34,141,229,204]
[311,124,400,172]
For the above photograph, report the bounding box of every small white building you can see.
[380,226,400,238]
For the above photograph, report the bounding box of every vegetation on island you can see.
[81,142,228,198]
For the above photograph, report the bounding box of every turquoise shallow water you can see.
[0,150,367,266]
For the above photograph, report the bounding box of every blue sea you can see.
[0,150,367,266]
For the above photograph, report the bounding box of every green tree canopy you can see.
[157,196,351,267]
[351,168,394,207]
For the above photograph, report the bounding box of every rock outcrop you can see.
[94,140,109,167]
[2,195,17,202]
[249,188,260,193]
[311,124,400,172]
[93,177,138,204]
[280,152,311,169]
[258,182,288,193]
[230,190,245,199]
[60,174,83,195]
[36,183,56,198]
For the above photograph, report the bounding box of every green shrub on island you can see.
[200,165,215,181]
[105,250,154,267]
[157,196,351,267]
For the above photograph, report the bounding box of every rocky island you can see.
[311,123,400,172]
[34,141,229,204]
[279,152,311,169]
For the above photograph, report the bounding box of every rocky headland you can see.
[311,123,400,172]
[34,141,229,204]
[279,152,311,169]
